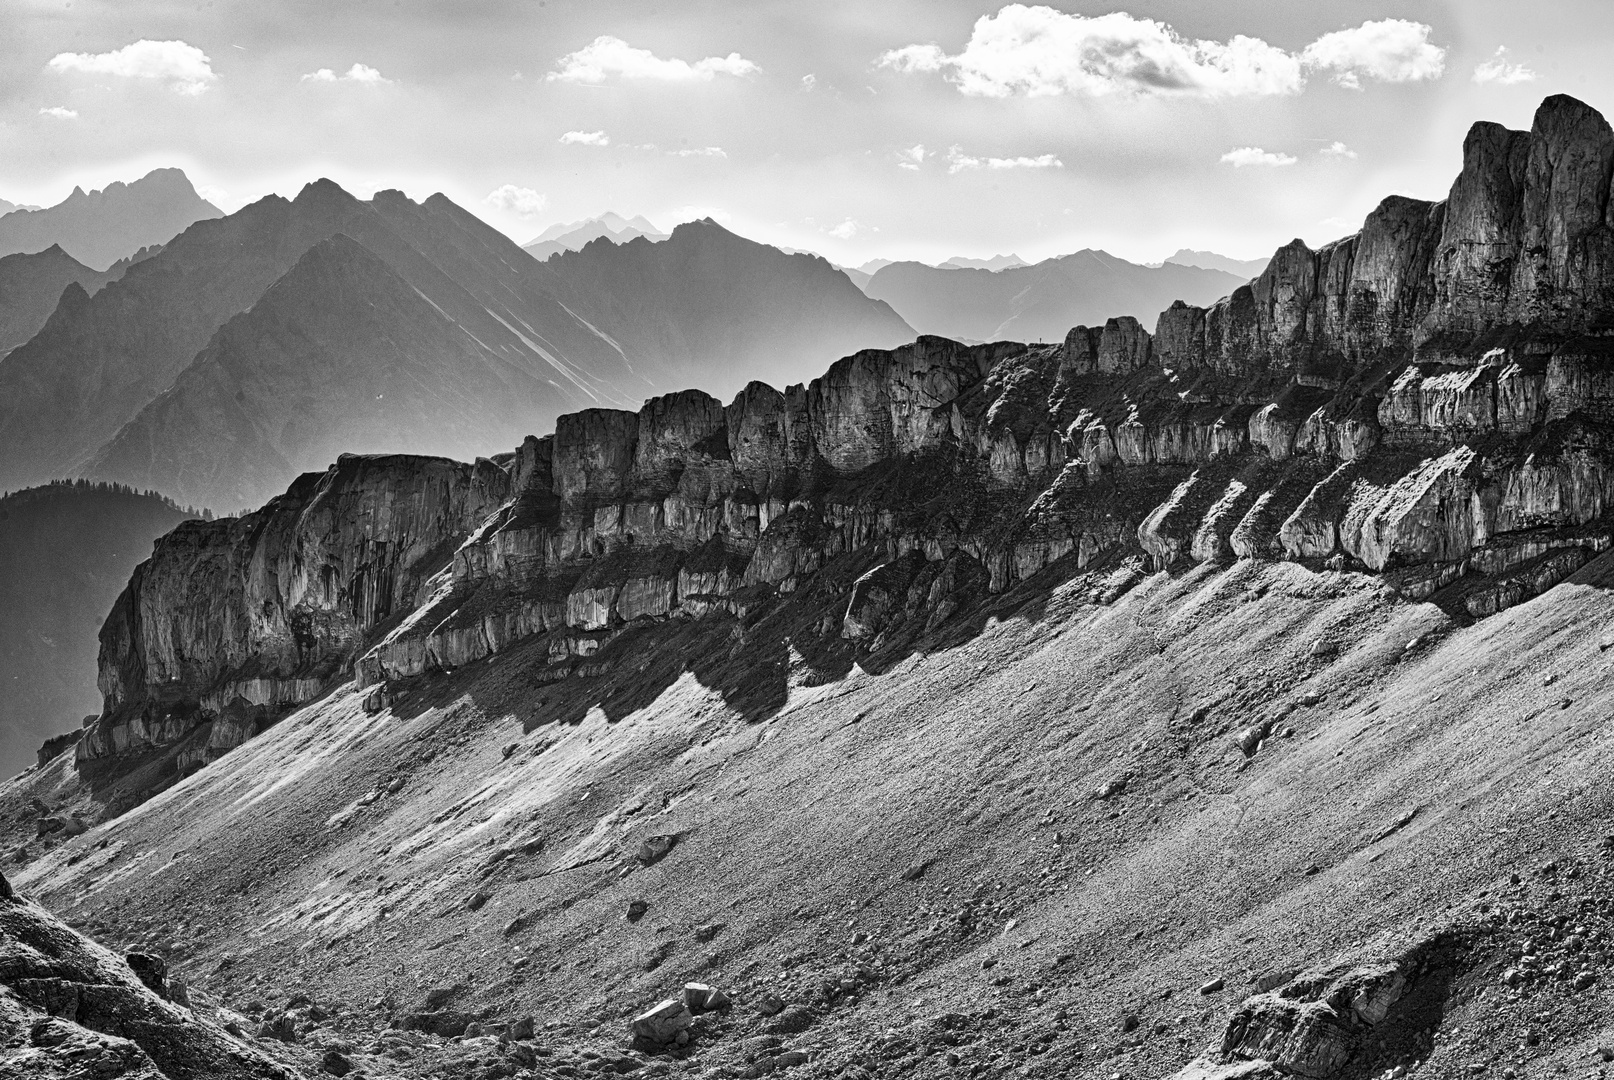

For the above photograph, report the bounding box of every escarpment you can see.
[70,94,1614,802]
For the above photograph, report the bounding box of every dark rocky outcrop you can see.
[0,878,296,1078]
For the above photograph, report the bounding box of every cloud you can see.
[1473,47,1538,86]
[828,219,861,239]
[38,106,78,119]
[946,145,1063,173]
[484,185,547,216]
[1320,141,1358,159]
[878,6,1303,98]
[896,144,925,170]
[548,36,759,84]
[47,39,217,95]
[302,63,392,84]
[559,130,609,146]
[671,146,727,157]
[1220,146,1297,168]
[880,8,1445,98]
[1300,19,1445,89]
[801,74,817,92]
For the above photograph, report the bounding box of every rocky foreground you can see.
[8,93,1614,1077]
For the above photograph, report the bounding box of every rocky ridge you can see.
[74,94,1614,809]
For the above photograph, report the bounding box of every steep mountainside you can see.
[0,483,189,778]
[865,251,1242,343]
[0,169,221,270]
[543,219,915,397]
[0,245,113,355]
[12,92,1614,1077]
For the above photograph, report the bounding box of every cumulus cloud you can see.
[1320,141,1358,159]
[896,144,925,170]
[1220,146,1298,168]
[38,106,78,119]
[828,219,861,239]
[302,63,391,84]
[47,39,217,95]
[880,7,1445,98]
[484,185,547,216]
[946,145,1063,173]
[559,130,609,146]
[548,36,759,84]
[1300,19,1445,89]
[878,6,1302,98]
[671,146,727,157]
[1473,47,1538,86]
[801,74,817,92]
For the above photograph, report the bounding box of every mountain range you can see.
[0,169,221,270]
[863,249,1244,343]
[522,211,668,261]
[0,180,913,511]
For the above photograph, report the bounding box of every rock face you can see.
[81,454,507,779]
[69,94,1614,798]
[0,875,296,1078]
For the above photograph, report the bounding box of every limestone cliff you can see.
[71,94,1614,801]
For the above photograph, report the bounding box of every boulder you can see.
[629,998,693,1047]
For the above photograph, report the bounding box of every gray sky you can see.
[0,1,1604,264]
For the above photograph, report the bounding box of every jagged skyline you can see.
[0,1,1597,265]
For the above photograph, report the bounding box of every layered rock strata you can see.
[75,94,1614,792]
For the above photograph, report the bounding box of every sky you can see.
[0,0,1608,265]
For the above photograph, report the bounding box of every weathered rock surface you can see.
[80,453,508,788]
[0,873,295,1078]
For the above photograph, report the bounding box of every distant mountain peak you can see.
[941,253,1028,272]
[522,210,671,261]
[0,169,222,270]
[1163,248,1270,279]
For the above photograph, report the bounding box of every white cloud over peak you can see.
[880,7,1444,98]
[39,106,78,119]
[1473,47,1538,86]
[47,39,217,95]
[559,130,609,146]
[1299,19,1445,89]
[1221,146,1298,168]
[1320,141,1358,159]
[484,185,547,216]
[828,218,861,239]
[896,144,925,170]
[671,146,727,157]
[548,36,759,84]
[878,7,1302,98]
[946,145,1063,173]
[302,63,392,84]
